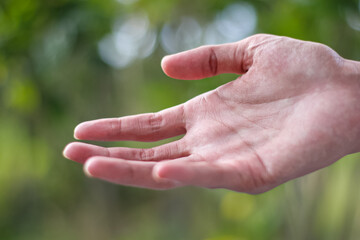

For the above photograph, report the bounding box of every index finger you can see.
[74,104,186,141]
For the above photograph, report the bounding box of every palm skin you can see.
[63,34,360,193]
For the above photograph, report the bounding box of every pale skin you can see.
[63,34,360,194]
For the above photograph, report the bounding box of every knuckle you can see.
[147,113,163,132]
[172,142,182,155]
[110,118,122,137]
[178,104,186,125]
[138,148,156,161]
[246,33,271,45]
[316,44,343,65]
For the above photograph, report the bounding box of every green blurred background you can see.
[1,0,360,239]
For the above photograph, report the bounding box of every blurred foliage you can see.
[0,0,360,239]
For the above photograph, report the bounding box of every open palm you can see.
[63,34,360,193]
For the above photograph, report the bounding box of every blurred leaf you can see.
[5,79,40,113]
[205,235,247,240]
[220,192,256,221]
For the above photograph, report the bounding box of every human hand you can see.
[63,34,360,193]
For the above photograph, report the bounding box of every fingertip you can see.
[161,55,169,67]
[63,142,79,160]
[161,55,172,77]
[84,157,97,178]
[161,53,197,80]
[74,120,95,140]
[160,48,212,80]
[73,122,84,140]
[73,119,116,141]
[62,143,72,159]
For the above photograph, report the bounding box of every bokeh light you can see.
[204,2,257,45]
[160,2,257,54]
[116,0,138,5]
[345,1,360,32]
[98,12,156,68]
[160,17,202,54]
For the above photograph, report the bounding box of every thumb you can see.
[161,35,259,80]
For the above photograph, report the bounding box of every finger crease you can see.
[148,113,163,132]
[209,48,218,76]
[105,148,111,157]
[114,118,122,137]
[139,148,156,161]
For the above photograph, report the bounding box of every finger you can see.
[74,104,186,141]
[153,156,261,192]
[84,157,182,190]
[153,156,238,189]
[63,142,108,163]
[161,34,264,80]
[63,140,189,164]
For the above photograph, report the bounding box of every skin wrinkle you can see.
[214,92,267,130]
[222,158,265,193]
[105,147,110,158]
[148,113,163,133]
[227,83,311,105]
[236,110,278,131]
[139,148,155,161]
[216,89,288,133]
[157,142,192,161]
[166,141,191,160]
[199,98,271,183]
[209,48,218,76]
[207,113,270,187]
[201,88,281,144]
[239,137,269,185]
[170,141,191,160]
[114,117,122,139]
[238,43,250,73]
[179,104,189,132]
